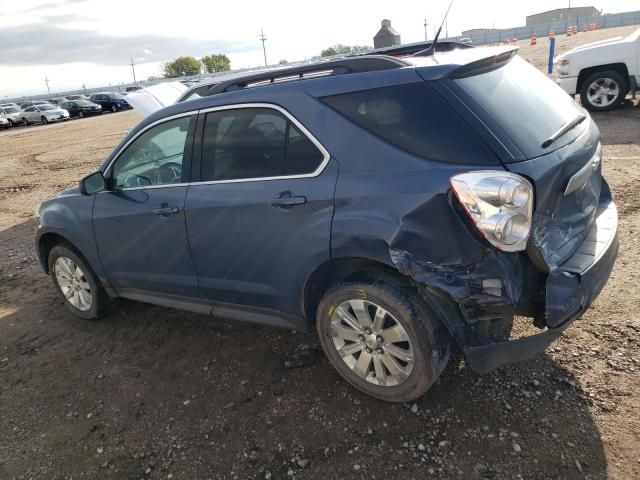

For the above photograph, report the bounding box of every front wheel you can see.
[7,119,14,127]
[22,118,29,126]
[111,104,117,113]
[79,111,85,118]
[41,116,48,125]
[580,70,627,112]
[48,243,118,320]
[316,280,449,402]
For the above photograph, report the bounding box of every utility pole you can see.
[43,75,51,97]
[259,29,268,66]
[445,19,449,38]
[130,58,137,84]
[423,18,428,41]
[82,83,87,94]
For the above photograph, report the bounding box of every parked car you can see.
[125,86,142,93]
[18,100,52,109]
[21,104,69,125]
[0,106,24,127]
[36,47,618,402]
[89,92,131,112]
[60,99,102,118]
[0,103,22,110]
[48,97,68,105]
[556,27,640,111]
[0,116,9,129]
[66,94,90,101]
[459,37,473,45]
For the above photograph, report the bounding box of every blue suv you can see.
[36,46,618,402]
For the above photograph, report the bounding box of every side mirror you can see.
[79,171,106,195]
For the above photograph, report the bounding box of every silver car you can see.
[21,104,69,125]
[0,106,23,127]
[0,116,9,129]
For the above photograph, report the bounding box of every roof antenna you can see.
[413,0,455,57]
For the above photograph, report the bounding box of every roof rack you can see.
[205,55,407,96]
[364,40,472,58]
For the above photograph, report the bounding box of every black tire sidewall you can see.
[111,104,117,112]
[41,116,47,124]
[317,281,448,402]
[580,70,626,112]
[48,244,103,320]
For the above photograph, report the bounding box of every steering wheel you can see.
[154,162,182,185]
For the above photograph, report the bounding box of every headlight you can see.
[557,58,571,75]
[450,171,534,252]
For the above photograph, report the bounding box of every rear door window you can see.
[200,107,325,181]
[322,83,498,165]
[453,56,586,159]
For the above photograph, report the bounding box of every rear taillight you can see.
[450,171,533,252]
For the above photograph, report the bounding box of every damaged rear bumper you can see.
[464,198,618,374]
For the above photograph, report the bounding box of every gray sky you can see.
[0,0,637,97]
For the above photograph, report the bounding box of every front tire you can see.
[7,119,14,127]
[111,104,117,113]
[48,243,118,320]
[580,70,627,112]
[316,280,449,402]
[22,118,29,126]
[41,116,48,125]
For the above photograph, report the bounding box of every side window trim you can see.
[103,111,197,191]
[193,102,331,185]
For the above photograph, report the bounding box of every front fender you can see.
[36,193,104,279]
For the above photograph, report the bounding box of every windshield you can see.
[109,93,125,99]
[4,107,19,113]
[39,105,56,111]
[454,56,586,159]
[76,100,94,106]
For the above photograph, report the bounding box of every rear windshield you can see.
[454,56,586,159]
[39,105,55,111]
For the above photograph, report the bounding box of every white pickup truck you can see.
[556,27,639,111]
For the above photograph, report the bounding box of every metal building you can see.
[373,19,401,49]
[526,7,601,26]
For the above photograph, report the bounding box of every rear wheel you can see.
[41,116,48,125]
[316,280,449,402]
[79,111,85,118]
[111,104,117,113]
[580,70,627,112]
[22,118,29,126]
[48,243,118,320]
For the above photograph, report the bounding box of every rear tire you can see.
[22,118,29,126]
[41,116,48,125]
[316,279,449,402]
[79,111,85,118]
[111,104,117,113]
[48,243,119,320]
[580,70,627,112]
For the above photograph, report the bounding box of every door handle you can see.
[271,192,307,208]
[152,205,179,216]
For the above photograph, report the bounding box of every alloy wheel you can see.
[54,256,93,311]
[586,78,620,108]
[330,299,414,387]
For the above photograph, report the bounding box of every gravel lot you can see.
[1,27,639,479]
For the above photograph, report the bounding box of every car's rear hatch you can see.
[446,54,604,269]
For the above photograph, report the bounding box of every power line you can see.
[259,28,268,66]
[424,18,428,41]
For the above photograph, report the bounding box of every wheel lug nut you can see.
[365,347,372,354]
[358,335,365,341]
[376,348,383,354]
[377,336,384,344]
[364,328,371,335]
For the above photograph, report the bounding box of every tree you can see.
[320,44,372,57]
[163,56,202,78]
[201,54,231,73]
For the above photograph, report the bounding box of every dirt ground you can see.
[1,27,640,480]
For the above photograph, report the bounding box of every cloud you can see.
[17,0,90,14]
[0,22,254,66]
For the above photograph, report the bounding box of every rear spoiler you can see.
[447,47,518,78]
